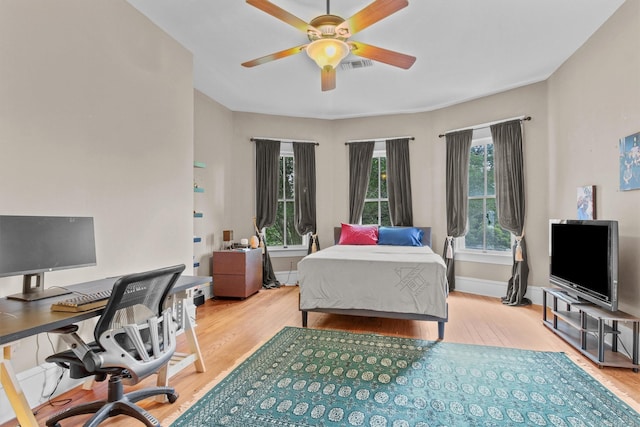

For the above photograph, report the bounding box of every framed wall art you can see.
[577,185,596,220]
[619,131,640,191]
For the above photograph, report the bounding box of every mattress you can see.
[298,244,448,319]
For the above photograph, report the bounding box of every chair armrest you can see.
[51,327,102,372]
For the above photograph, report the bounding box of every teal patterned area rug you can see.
[168,327,640,426]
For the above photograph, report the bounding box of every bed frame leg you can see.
[302,311,308,327]
[437,321,444,340]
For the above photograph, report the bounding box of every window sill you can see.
[455,250,513,265]
[268,247,308,258]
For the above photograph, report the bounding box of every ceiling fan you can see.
[242,0,416,91]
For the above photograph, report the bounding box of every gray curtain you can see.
[443,130,473,291]
[386,138,413,226]
[348,141,375,224]
[254,139,281,289]
[491,120,530,306]
[293,142,320,254]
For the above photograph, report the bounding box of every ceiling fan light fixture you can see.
[306,38,350,69]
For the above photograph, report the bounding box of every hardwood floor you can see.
[4,286,640,426]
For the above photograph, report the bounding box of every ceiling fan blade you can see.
[349,41,415,69]
[321,66,336,91]
[242,45,307,67]
[246,0,317,34]
[336,0,408,38]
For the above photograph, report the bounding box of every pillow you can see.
[377,226,424,247]
[338,223,378,245]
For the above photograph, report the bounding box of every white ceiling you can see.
[126,0,625,120]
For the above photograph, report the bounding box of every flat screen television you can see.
[0,215,97,301]
[549,219,618,311]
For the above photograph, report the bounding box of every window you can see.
[361,145,391,226]
[460,129,512,253]
[264,144,306,248]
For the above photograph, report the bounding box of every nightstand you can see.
[211,248,263,298]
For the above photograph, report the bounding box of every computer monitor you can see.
[0,215,97,301]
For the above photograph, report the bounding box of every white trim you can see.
[279,271,543,305]
[455,250,513,265]
[269,248,308,257]
[454,276,509,299]
[0,362,83,424]
[454,276,544,305]
[275,270,298,286]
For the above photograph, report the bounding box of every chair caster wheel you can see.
[168,392,179,403]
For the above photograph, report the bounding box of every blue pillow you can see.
[377,227,424,247]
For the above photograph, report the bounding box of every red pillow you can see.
[338,223,378,245]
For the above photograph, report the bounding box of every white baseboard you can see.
[282,271,544,304]
[0,362,84,425]
[454,276,544,306]
[275,270,298,286]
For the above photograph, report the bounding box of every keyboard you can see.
[51,289,112,312]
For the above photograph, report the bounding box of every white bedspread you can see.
[298,244,448,319]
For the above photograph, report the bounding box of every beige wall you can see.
[548,0,640,314]
[201,83,548,288]
[0,0,194,376]
[229,112,333,243]
[193,90,233,275]
[194,0,639,315]
[0,0,638,416]
[333,84,549,288]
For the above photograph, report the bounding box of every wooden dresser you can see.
[211,248,262,299]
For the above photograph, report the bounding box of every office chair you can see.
[45,264,186,427]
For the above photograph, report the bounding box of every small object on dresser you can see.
[223,229,234,250]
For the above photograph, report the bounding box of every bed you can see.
[298,225,449,339]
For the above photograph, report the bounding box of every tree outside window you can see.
[464,136,511,252]
[265,154,303,247]
[361,154,391,226]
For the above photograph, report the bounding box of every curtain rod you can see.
[345,136,415,145]
[250,137,319,145]
[438,116,531,138]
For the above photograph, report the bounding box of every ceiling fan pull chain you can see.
[326,0,330,15]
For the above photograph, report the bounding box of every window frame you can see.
[456,129,513,263]
[360,141,391,226]
[263,142,308,255]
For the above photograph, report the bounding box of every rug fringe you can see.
[563,351,640,413]
[163,335,276,425]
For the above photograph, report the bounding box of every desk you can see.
[0,275,211,427]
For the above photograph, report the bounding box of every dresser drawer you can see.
[211,249,262,299]
[214,275,249,298]
[212,251,246,275]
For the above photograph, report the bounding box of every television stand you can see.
[542,288,639,371]
[547,289,580,304]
